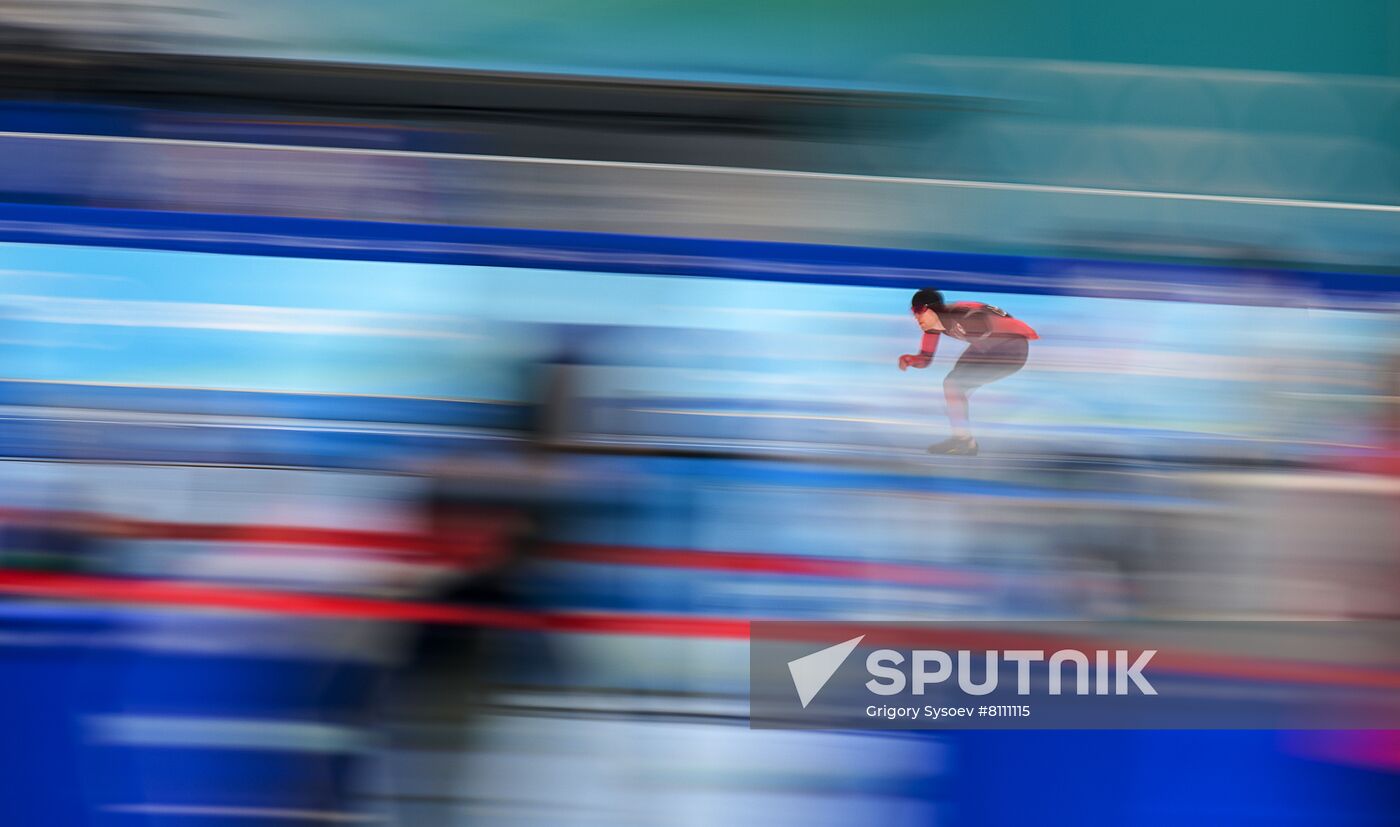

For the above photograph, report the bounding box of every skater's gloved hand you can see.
[898,353,932,371]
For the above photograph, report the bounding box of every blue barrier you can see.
[0,203,1394,309]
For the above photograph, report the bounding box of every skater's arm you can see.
[899,331,940,370]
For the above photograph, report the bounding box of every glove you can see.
[899,353,932,371]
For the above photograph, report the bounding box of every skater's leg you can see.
[943,377,973,439]
[931,337,1028,454]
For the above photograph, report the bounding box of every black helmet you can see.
[911,288,946,313]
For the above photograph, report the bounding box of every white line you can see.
[1177,472,1400,494]
[0,408,479,438]
[632,407,923,426]
[896,54,1400,88]
[104,805,377,822]
[1,130,1397,214]
[0,377,508,405]
[89,715,369,753]
[0,294,476,341]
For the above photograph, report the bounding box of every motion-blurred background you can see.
[0,2,1397,825]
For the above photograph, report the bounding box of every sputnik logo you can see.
[787,636,864,708]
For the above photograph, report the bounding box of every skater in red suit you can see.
[898,288,1038,455]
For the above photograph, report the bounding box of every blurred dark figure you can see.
[0,475,107,573]
[382,350,583,819]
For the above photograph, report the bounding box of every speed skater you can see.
[898,288,1038,456]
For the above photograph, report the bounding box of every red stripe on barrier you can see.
[0,570,746,638]
[541,612,749,639]
[0,508,433,554]
[0,570,515,625]
[141,523,435,554]
[0,569,1396,689]
[1,506,988,588]
[548,544,988,587]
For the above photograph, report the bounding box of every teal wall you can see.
[205,1,1400,205]
[219,0,1400,82]
[135,2,1400,220]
